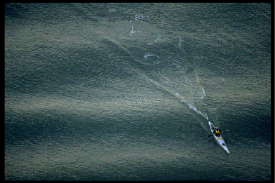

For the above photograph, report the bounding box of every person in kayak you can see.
[213,127,222,137]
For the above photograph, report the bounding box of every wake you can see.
[98,35,210,131]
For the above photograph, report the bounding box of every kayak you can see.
[208,121,230,154]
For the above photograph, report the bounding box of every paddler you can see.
[213,127,222,137]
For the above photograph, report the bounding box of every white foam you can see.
[135,14,149,21]
[144,53,159,60]
[201,87,205,99]
[129,25,136,36]
[188,103,208,120]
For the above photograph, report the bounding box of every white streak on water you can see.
[201,87,205,99]
[129,25,136,36]
[187,102,208,120]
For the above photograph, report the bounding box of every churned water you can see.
[5,3,271,181]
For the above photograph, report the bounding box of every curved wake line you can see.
[98,34,209,124]
[144,73,208,121]
[201,87,205,99]
[187,103,208,120]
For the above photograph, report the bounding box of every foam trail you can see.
[188,103,208,120]
[143,74,209,121]
[201,87,205,99]
[129,25,136,36]
[98,35,209,124]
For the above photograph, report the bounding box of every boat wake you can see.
[96,26,210,131]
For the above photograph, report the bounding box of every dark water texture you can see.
[5,3,271,181]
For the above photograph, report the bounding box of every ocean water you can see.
[5,3,271,181]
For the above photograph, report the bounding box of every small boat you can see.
[209,121,230,154]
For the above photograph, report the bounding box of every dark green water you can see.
[5,3,271,180]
